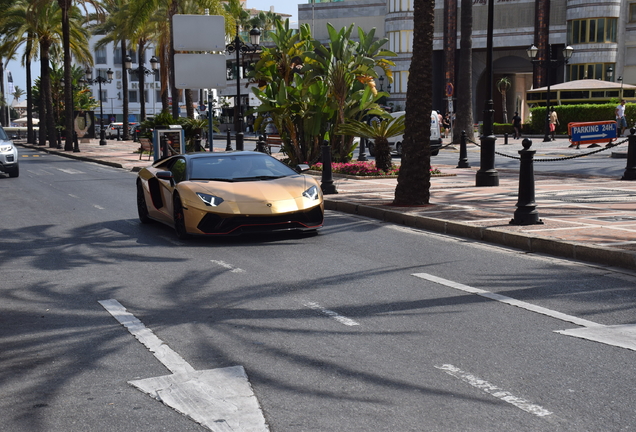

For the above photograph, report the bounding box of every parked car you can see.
[0,125,19,178]
[368,110,443,157]
[136,151,323,238]
[105,122,124,139]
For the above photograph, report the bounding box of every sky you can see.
[3,0,305,103]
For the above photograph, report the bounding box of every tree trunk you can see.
[453,0,474,144]
[169,1,179,120]
[60,0,73,151]
[394,0,434,206]
[185,89,194,118]
[374,137,392,173]
[40,41,57,148]
[501,91,508,123]
[26,48,34,144]
[121,40,130,140]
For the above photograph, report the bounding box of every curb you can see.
[324,199,636,271]
[17,143,128,170]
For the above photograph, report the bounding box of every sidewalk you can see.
[16,137,636,271]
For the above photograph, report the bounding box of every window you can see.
[631,4,636,22]
[113,48,122,65]
[566,63,615,81]
[170,159,186,183]
[95,46,107,64]
[129,90,138,103]
[567,18,618,44]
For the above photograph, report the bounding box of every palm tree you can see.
[12,85,25,103]
[337,114,405,172]
[453,0,474,144]
[58,0,102,150]
[497,76,511,123]
[394,0,435,206]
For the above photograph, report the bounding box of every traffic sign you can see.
[445,82,454,98]
[568,121,617,145]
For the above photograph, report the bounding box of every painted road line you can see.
[413,272,636,352]
[99,299,269,432]
[435,364,553,417]
[56,168,84,174]
[211,259,245,273]
[304,301,360,326]
[412,273,601,328]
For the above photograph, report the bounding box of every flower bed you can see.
[310,161,441,177]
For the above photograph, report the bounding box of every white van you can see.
[368,110,442,157]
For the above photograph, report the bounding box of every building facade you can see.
[299,0,636,123]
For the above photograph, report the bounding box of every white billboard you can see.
[174,54,228,89]
[173,15,226,52]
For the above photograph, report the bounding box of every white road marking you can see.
[68,194,78,198]
[304,301,360,326]
[210,259,245,273]
[99,299,269,431]
[93,205,105,210]
[435,364,553,417]
[57,168,84,174]
[413,272,636,351]
[99,299,194,374]
[412,273,601,328]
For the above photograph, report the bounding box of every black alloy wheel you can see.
[173,194,189,239]
[137,181,152,223]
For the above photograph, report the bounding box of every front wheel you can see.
[173,194,190,240]
[7,165,19,178]
[137,181,152,224]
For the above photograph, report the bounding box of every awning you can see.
[527,79,636,93]
[12,117,39,124]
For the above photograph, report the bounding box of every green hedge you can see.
[528,103,635,135]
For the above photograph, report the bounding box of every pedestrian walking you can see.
[616,99,627,137]
[512,111,522,139]
[549,109,559,141]
[442,113,451,139]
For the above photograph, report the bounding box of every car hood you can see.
[180,175,321,214]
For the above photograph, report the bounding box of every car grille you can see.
[197,206,324,235]
[6,155,14,162]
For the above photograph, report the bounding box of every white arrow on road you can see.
[99,299,269,432]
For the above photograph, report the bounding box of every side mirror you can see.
[295,164,310,173]
[156,171,174,181]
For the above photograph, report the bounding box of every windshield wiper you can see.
[189,178,234,182]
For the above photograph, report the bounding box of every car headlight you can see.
[0,144,13,152]
[302,185,320,200]
[196,192,224,207]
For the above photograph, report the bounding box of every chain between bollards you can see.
[510,138,543,226]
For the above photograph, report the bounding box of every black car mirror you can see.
[295,164,310,173]
[156,171,173,181]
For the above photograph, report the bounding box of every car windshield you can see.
[0,127,8,140]
[189,154,299,181]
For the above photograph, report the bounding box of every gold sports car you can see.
[136,151,324,238]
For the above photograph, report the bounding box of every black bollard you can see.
[225,130,233,151]
[457,130,470,168]
[73,130,80,153]
[320,141,338,195]
[504,133,508,145]
[357,137,368,162]
[621,128,636,180]
[236,131,244,151]
[510,138,543,225]
[194,134,201,152]
[57,133,62,149]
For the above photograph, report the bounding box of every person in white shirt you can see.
[616,99,627,137]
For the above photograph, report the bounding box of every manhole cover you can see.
[536,189,636,203]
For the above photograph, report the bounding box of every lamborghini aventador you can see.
[136,151,324,238]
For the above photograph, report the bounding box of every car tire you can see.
[431,149,439,156]
[173,194,190,240]
[7,165,19,178]
[367,141,376,157]
[137,181,152,224]
[396,142,403,156]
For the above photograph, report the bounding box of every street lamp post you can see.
[84,67,113,145]
[526,44,573,142]
[125,55,159,123]
[226,24,261,151]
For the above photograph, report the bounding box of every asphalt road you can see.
[2,147,636,431]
